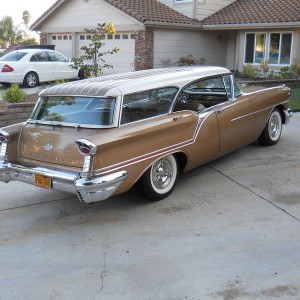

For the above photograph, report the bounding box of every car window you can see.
[30,52,49,62]
[121,87,178,125]
[31,96,116,126]
[0,51,27,61]
[47,51,67,62]
[175,76,229,110]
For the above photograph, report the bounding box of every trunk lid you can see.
[18,123,98,168]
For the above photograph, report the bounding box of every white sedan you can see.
[0,48,80,88]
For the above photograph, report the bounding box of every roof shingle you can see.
[202,0,300,26]
[103,0,200,25]
[30,0,200,31]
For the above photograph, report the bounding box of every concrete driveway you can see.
[0,114,299,300]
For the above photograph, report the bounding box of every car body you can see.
[0,48,79,88]
[0,67,293,203]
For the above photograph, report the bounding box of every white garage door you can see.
[51,34,73,59]
[77,32,135,75]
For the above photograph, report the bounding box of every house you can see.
[30,0,300,74]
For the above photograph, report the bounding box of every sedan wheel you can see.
[23,72,39,88]
[258,108,282,146]
[137,154,178,200]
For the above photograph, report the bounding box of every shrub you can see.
[242,63,256,78]
[2,84,26,103]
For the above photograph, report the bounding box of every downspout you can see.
[193,0,198,19]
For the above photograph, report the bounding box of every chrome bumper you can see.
[284,108,293,125]
[0,162,128,203]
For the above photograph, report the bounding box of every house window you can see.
[245,33,266,64]
[79,35,85,40]
[244,32,292,65]
[269,33,292,64]
[52,36,57,40]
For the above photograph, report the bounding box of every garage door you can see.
[78,32,135,74]
[51,34,73,59]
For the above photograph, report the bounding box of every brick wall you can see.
[135,30,154,71]
[0,102,36,127]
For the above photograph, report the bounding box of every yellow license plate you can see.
[34,174,52,189]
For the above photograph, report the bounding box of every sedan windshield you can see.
[0,51,27,61]
[30,96,116,126]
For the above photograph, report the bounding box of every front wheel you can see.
[137,154,178,201]
[23,72,39,88]
[258,108,282,146]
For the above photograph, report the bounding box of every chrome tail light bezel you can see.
[0,129,10,162]
[76,139,97,178]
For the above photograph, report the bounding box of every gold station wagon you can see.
[0,67,293,203]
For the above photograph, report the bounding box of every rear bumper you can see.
[0,162,128,203]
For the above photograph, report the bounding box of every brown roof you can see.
[103,0,200,25]
[202,0,300,26]
[30,0,200,31]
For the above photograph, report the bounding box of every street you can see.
[0,114,299,300]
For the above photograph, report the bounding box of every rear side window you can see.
[0,51,27,61]
[30,52,49,62]
[121,87,178,124]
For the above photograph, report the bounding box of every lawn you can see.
[290,87,300,112]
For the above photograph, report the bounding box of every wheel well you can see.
[174,152,188,172]
[276,105,286,124]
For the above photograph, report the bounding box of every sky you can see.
[0,0,57,36]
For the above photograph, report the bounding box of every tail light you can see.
[1,65,14,72]
[76,139,97,178]
[0,130,10,162]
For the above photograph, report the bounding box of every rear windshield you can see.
[0,51,27,61]
[30,96,116,126]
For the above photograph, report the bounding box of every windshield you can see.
[0,51,27,61]
[30,96,116,126]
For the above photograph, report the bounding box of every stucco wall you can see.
[153,28,227,68]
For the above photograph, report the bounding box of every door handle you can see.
[216,107,225,113]
[173,116,183,121]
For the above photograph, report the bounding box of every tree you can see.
[22,10,31,37]
[71,23,120,78]
[0,16,25,45]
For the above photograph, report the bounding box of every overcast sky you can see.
[0,0,57,35]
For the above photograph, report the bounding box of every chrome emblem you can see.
[42,141,53,152]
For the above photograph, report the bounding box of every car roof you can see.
[39,66,231,98]
[13,48,57,53]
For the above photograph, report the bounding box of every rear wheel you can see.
[23,72,39,88]
[258,108,282,146]
[137,154,178,201]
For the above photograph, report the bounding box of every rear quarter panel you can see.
[240,85,290,137]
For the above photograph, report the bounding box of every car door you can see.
[46,51,76,80]
[29,51,53,82]
[214,75,258,155]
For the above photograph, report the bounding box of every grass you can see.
[290,87,300,112]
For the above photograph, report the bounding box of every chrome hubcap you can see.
[152,158,173,190]
[27,75,37,86]
[269,114,280,139]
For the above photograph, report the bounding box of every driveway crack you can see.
[209,165,300,222]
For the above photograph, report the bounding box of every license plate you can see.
[34,174,52,189]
